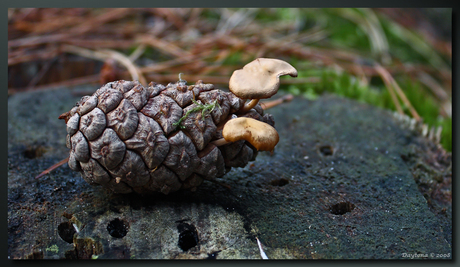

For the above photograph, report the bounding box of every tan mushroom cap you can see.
[229,58,298,99]
[222,117,279,151]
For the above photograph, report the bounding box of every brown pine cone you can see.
[61,58,297,194]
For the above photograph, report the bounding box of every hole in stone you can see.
[319,145,334,156]
[270,178,289,187]
[330,201,355,215]
[177,222,199,251]
[23,146,47,159]
[58,222,76,244]
[206,250,222,260]
[107,218,129,238]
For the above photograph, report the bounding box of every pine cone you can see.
[62,58,297,195]
[64,79,271,194]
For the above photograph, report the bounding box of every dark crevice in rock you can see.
[177,222,199,251]
[107,218,129,238]
[319,145,334,156]
[58,221,76,244]
[270,178,289,187]
[329,201,355,215]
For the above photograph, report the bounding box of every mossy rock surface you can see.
[8,86,451,259]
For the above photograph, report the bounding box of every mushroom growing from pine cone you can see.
[60,58,297,194]
[229,58,298,113]
[221,117,279,152]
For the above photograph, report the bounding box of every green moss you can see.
[45,244,59,253]
[173,99,220,129]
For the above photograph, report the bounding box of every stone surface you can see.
[8,86,452,259]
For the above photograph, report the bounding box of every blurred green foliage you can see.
[266,8,451,151]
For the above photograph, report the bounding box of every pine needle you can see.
[35,157,69,179]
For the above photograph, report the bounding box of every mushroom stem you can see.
[240,99,260,113]
[210,138,231,147]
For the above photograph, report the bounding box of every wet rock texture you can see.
[8,87,451,259]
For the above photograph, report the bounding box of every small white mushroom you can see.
[222,117,279,152]
[229,58,297,112]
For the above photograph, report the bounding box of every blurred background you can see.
[7,8,452,151]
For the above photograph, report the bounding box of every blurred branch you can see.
[336,8,391,64]
[375,64,421,121]
[137,34,192,58]
[418,71,451,118]
[128,44,146,61]
[68,8,131,35]
[62,45,146,85]
[26,57,57,89]
[385,17,450,72]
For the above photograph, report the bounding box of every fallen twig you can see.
[261,94,294,110]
